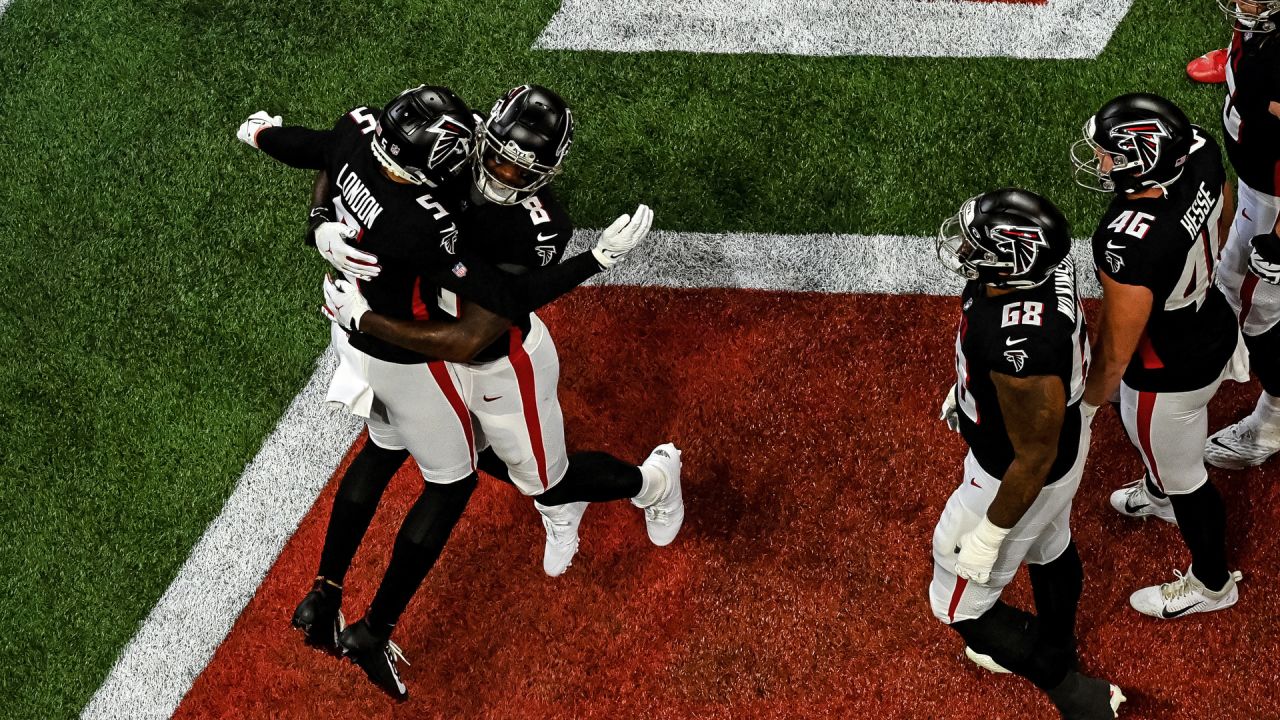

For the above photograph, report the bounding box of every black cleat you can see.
[291,577,345,655]
[339,619,410,701]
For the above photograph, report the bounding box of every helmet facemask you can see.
[471,121,563,205]
[1218,0,1280,32]
[936,211,986,282]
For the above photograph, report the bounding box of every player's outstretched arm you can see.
[322,276,508,363]
[954,373,1065,585]
[235,111,335,170]
[433,204,655,319]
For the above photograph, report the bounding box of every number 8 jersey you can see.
[955,258,1089,486]
[1090,127,1237,393]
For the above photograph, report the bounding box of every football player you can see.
[1070,93,1244,618]
[931,189,1124,719]
[236,85,646,699]
[1206,0,1280,469]
[323,86,683,579]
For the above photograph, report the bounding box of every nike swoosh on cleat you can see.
[1124,500,1149,514]
[1161,601,1205,619]
[1209,437,1242,455]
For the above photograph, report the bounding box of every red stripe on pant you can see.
[1241,273,1260,330]
[1136,391,1164,492]
[508,327,549,490]
[428,361,475,471]
[947,578,968,623]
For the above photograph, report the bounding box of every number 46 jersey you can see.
[1090,126,1237,393]
[954,258,1089,486]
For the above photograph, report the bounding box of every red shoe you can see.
[1187,48,1229,84]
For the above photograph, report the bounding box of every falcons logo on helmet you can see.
[1110,119,1169,175]
[989,225,1049,276]
[424,116,472,170]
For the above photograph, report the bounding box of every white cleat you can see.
[1109,684,1127,717]
[535,501,588,577]
[635,443,684,546]
[964,646,1010,674]
[1109,477,1176,524]
[1205,418,1280,469]
[1129,566,1243,620]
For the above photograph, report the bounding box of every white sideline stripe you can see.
[82,350,362,720]
[574,230,1102,298]
[534,0,1134,59]
[83,231,1100,720]
[0,1,12,18]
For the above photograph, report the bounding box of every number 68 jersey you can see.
[954,258,1089,486]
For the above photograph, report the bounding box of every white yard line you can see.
[82,350,363,720]
[534,0,1135,59]
[82,231,1102,719]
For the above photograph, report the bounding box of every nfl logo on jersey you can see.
[452,262,467,278]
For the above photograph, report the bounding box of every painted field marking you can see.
[534,0,1135,59]
[83,230,1101,719]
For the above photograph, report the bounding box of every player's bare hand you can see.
[315,222,381,281]
[236,111,282,149]
[593,204,654,269]
[321,274,370,332]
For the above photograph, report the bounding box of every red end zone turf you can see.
[176,287,1280,719]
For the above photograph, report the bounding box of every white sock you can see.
[1248,392,1280,434]
[632,464,667,507]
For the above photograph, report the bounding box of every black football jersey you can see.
[1223,29,1280,194]
[1090,126,1236,392]
[955,258,1087,486]
[459,190,574,363]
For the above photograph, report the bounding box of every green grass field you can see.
[0,1,1229,716]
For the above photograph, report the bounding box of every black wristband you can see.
[306,206,336,247]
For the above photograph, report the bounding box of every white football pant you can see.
[930,422,1088,625]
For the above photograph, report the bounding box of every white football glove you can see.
[940,384,960,432]
[592,204,654,269]
[236,110,282,149]
[954,517,1010,585]
[321,274,370,332]
[314,222,380,281]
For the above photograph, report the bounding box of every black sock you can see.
[1144,473,1167,501]
[1046,671,1114,720]
[536,451,643,505]
[1168,483,1230,591]
[317,443,409,584]
[952,602,1070,691]
[477,447,514,486]
[1029,542,1082,655]
[365,473,478,638]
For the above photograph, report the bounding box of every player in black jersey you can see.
[324,86,683,580]
[236,85,648,700]
[1207,1,1280,469]
[930,189,1123,720]
[1071,93,1245,619]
